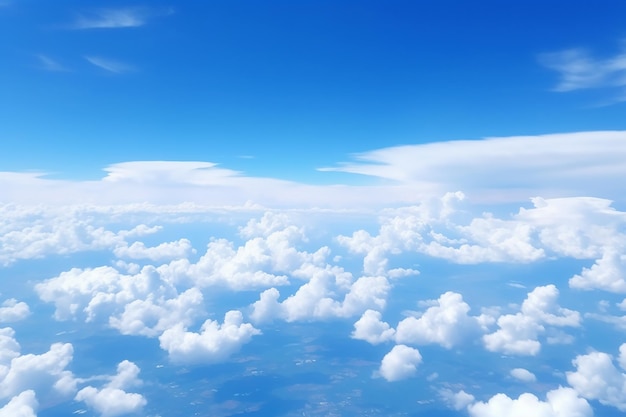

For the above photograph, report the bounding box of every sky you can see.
[2,1,626,417]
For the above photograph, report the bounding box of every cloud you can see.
[510,368,537,383]
[539,43,626,103]
[0,330,76,402]
[113,238,194,261]
[0,390,37,417]
[468,387,592,417]
[84,56,135,74]
[395,291,482,349]
[483,285,580,356]
[2,131,626,209]
[72,7,170,29]
[570,249,626,293]
[351,309,395,345]
[322,131,626,203]
[75,361,146,417]
[567,344,626,411]
[378,345,422,382]
[0,300,29,323]
[159,310,260,364]
[440,389,475,411]
[35,55,68,72]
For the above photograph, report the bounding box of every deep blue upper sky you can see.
[2,0,626,179]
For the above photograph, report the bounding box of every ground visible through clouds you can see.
[1,194,625,417]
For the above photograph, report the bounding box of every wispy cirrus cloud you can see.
[539,42,626,103]
[71,7,172,30]
[36,54,69,72]
[84,56,135,74]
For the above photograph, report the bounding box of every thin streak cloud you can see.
[84,56,134,74]
[71,7,172,29]
[540,42,626,103]
[36,55,69,72]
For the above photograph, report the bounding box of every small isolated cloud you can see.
[35,55,68,72]
[75,361,146,417]
[539,43,626,103]
[85,56,135,74]
[510,368,537,383]
[72,7,171,29]
[378,344,422,382]
[468,387,592,417]
[440,389,475,411]
[0,300,29,323]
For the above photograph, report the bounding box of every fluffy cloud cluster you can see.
[75,360,146,417]
[483,285,580,355]
[0,204,162,266]
[0,300,29,323]
[159,310,260,364]
[566,344,626,411]
[35,265,204,337]
[468,387,592,417]
[395,291,482,349]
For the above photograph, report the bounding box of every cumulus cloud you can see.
[378,345,422,382]
[0,330,75,402]
[159,310,260,364]
[0,390,38,417]
[75,361,146,417]
[113,238,194,261]
[250,271,390,323]
[351,309,395,344]
[395,291,481,349]
[567,344,626,411]
[483,285,580,355]
[468,387,592,417]
[440,389,475,411]
[510,368,537,383]
[0,300,29,323]
[570,249,626,293]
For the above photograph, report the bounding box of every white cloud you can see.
[567,345,626,411]
[72,7,170,29]
[378,345,422,382]
[468,387,592,417]
[395,291,480,349]
[84,56,135,74]
[2,132,625,210]
[510,368,537,383]
[351,309,395,345]
[113,238,194,261]
[483,285,580,356]
[0,334,75,402]
[570,249,626,293]
[35,54,68,72]
[322,131,626,203]
[0,390,38,417]
[75,361,146,417]
[539,45,626,102]
[158,310,260,364]
[0,300,29,323]
[440,389,475,410]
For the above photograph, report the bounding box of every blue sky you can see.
[2,1,626,179]
[2,2,626,417]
